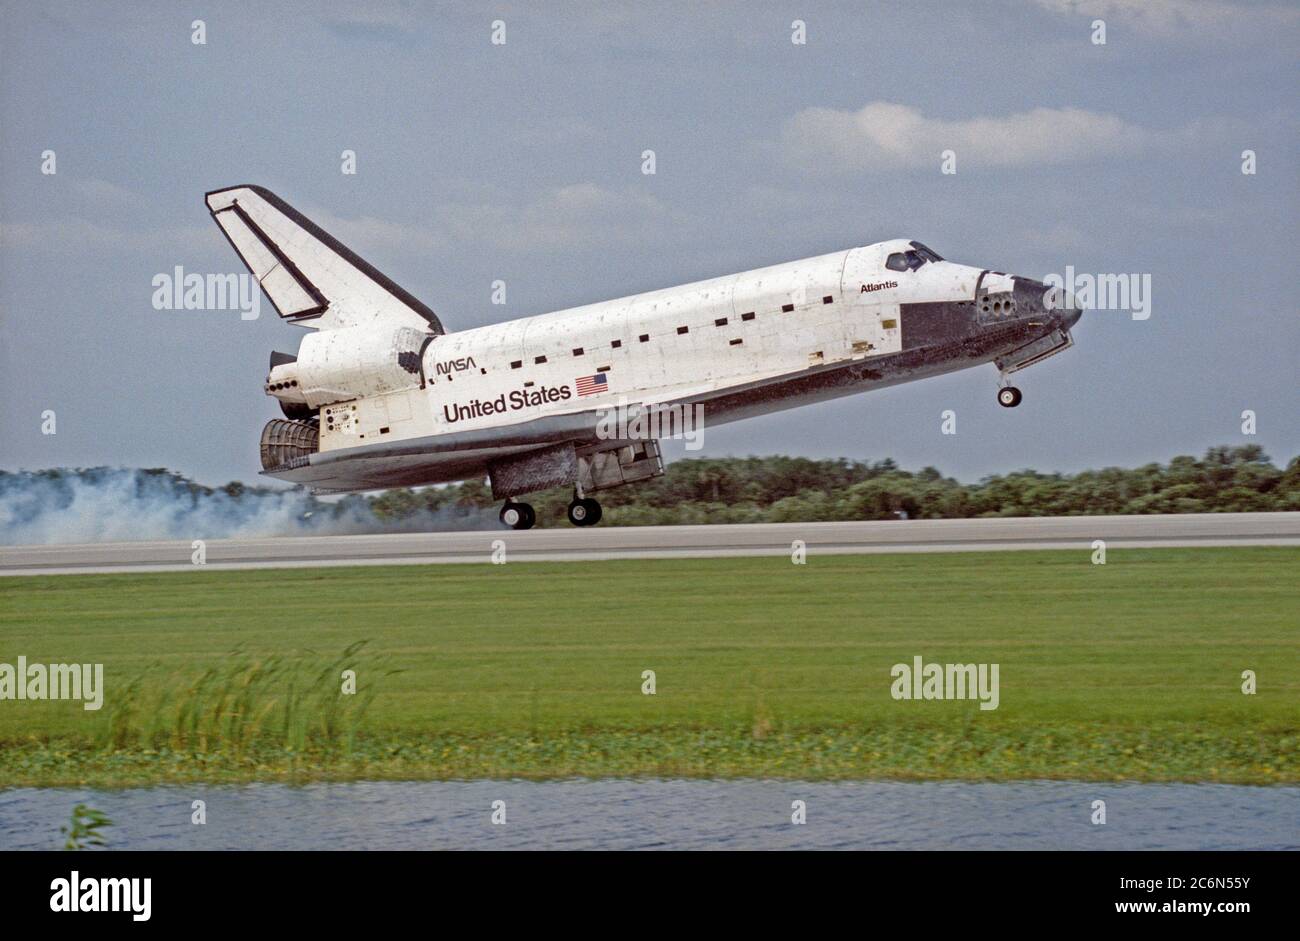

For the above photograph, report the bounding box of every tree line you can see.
[8,445,1291,535]
[367,444,1298,526]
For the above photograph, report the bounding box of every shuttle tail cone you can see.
[260,419,319,471]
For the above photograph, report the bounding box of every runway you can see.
[1,512,1295,576]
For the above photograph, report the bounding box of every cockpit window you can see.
[887,247,937,272]
[909,241,943,262]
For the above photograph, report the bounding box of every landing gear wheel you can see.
[500,501,535,530]
[566,497,602,527]
[997,386,1022,408]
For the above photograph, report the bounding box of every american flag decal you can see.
[575,373,609,396]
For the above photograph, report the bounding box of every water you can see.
[2,780,1295,850]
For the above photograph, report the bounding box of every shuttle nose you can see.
[1025,278,1083,328]
[1051,287,1083,328]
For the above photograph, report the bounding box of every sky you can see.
[1,0,1296,489]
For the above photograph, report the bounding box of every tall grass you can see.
[97,641,397,756]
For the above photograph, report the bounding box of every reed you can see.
[94,641,395,756]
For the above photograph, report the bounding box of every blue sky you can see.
[1,0,1296,486]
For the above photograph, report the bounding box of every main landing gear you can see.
[563,482,603,527]
[566,496,602,527]
[499,500,535,530]
[498,492,603,529]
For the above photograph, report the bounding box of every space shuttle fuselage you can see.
[208,185,1082,526]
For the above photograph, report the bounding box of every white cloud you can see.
[0,209,435,263]
[299,208,447,256]
[72,178,138,204]
[1029,0,1300,35]
[0,218,211,255]
[437,183,686,253]
[319,3,417,30]
[781,101,1157,172]
[0,183,688,264]
[1014,223,1093,254]
[304,183,684,257]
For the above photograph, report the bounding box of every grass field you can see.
[1,547,1296,787]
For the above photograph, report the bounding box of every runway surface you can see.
[1,512,1295,576]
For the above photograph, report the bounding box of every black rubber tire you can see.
[997,386,1022,408]
[500,502,535,530]
[567,498,602,527]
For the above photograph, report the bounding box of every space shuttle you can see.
[206,185,1082,529]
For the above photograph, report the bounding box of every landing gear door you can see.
[577,440,665,493]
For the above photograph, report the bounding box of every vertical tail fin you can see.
[204,184,444,334]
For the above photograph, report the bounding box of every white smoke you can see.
[0,468,497,545]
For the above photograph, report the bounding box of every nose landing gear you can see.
[499,500,535,530]
[995,368,1023,408]
[997,386,1023,408]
